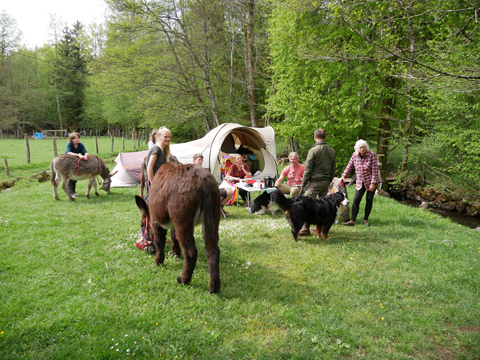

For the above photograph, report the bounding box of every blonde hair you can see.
[288,152,299,160]
[157,127,171,159]
[354,139,369,154]
[150,129,158,143]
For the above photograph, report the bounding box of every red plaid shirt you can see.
[342,151,379,190]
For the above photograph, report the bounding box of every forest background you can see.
[1,0,479,194]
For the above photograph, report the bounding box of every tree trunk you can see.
[54,39,63,130]
[402,2,415,174]
[244,0,258,127]
[377,76,396,165]
[229,13,235,116]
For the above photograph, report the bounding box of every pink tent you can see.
[110,150,149,187]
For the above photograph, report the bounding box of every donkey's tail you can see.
[201,183,221,246]
[272,189,292,212]
[140,161,146,198]
[49,160,56,186]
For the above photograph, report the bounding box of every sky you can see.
[2,0,107,48]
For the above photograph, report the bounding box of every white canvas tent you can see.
[170,123,277,183]
[110,123,277,187]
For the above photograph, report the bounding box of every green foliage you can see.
[266,0,480,192]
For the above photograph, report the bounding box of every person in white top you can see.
[147,129,158,149]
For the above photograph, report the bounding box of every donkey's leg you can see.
[153,224,167,265]
[169,229,181,257]
[62,176,75,201]
[176,226,197,285]
[93,179,99,196]
[86,178,95,199]
[53,173,61,200]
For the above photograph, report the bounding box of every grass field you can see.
[1,138,479,359]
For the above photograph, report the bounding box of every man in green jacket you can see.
[299,128,336,236]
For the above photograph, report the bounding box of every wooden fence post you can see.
[53,134,58,157]
[95,135,99,154]
[25,135,31,164]
[4,159,9,175]
[111,134,114,152]
[132,130,136,149]
[122,136,125,151]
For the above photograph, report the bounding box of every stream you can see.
[398,198,480,229]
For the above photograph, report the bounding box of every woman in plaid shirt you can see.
[341,140,379,226]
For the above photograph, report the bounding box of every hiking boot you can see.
[342,221,355,226]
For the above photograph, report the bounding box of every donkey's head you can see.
[99,170,118,194]
[135,195,156,253]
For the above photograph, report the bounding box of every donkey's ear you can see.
[135,195,149,216]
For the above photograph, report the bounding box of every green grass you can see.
[1,140,480,359]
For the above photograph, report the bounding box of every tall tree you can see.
[0,11,22,134]
[56,21,88,129]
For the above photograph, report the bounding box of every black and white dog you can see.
[249,190,273,215]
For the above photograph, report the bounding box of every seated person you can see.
[274,152,305,197]
[225,154,252,206]
[193,153,234,217]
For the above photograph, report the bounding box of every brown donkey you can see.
[50,154,117,201]
[135,162,221,293]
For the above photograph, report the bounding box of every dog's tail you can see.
[272,189,292,212]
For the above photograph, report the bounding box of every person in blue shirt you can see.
[65,132,89,197]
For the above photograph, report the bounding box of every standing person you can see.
[146,127,171,183]
[274,152,305,197]
[193,153,234,217]
[136,127,172,250]
[147,129,158,149]
[65,132,89,197]
[225,154,252,206]
[298,129,336,236]
[341,139,379,226]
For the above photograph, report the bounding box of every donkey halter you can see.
[140,214,155,245]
